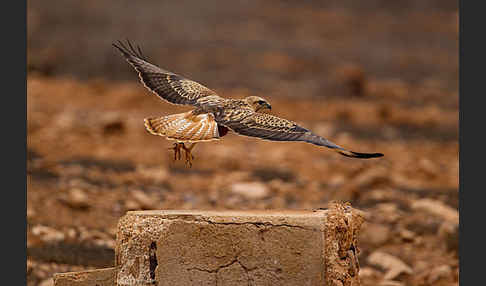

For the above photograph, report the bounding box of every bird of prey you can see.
[113,40,383,167]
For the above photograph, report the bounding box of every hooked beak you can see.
[264,103,272,110]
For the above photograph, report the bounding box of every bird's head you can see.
[244,96,272,112]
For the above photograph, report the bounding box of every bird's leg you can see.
[168,143,183,161]
[182,142,197,167]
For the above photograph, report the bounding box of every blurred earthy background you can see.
[27,1,459,285]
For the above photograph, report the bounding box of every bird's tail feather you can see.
[144,113,184,137]
[144,112,221,142]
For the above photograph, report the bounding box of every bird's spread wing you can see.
[218,111,383,159]
[113,40,220,106]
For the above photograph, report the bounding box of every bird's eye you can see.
[257,100,266,105]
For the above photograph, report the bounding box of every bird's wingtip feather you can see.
[338,150,384,159]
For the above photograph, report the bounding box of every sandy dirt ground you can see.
[27,1,458,285]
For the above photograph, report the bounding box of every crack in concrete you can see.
[148,241,158,285]
[188,257,239,274]
[198,219,312,231]
[140,214,316,231]
[188,255,255,285]
[236,259,252,286]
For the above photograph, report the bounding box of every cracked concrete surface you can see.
[114,203,363,286]
[156,219,321,285]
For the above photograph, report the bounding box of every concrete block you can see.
[115,202,364,286]
[53,267,115,286]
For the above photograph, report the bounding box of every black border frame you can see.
[8,0,27,283]
[459,0,485,284]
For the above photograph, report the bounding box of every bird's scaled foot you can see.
[168,143,183,161]
[182,143,197,168]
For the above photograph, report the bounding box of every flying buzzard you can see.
[113,40,383,167]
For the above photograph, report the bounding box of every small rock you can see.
[55,111,76,130]
[359,267,380,279]
[31,225,65,244]
[124,200,140,211]
[341,167,388,197]
[427,265,452,284]
[27,207,36,219]
[65,228,77,240]
[360,223,391,246]
[374,203,401,223]
[136,165,168,183]
[418,158,439,178]
[438,221,459,253]
[399,229,416,242]
[127,190,157,210]
[367,251,413,280]
[61,188,90,209]
[412,199,458,224]
[27,259,34,274]
[230,182,269,199]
